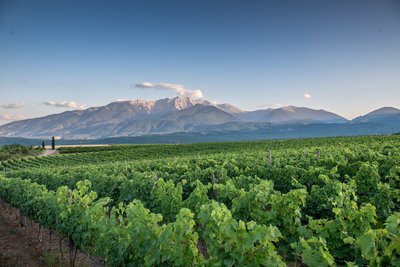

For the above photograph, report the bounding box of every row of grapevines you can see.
[2,135,399,171]
[0,176,292,266]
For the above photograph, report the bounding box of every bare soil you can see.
[41,149,60,157]
[0,201,103,267]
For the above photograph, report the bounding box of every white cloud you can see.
[0,114,25,121]
[115,98,130,102]
[42,101,87,109]
[303,93,311,99]
[134,82,204,98]
[1,102,24,109]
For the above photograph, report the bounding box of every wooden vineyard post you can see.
[38,224,42,242]
[268,149,272,167]
[316,149,320,162]
[59,237,64,262]
[69,236,75,267]
[211,173,216,198]
[19,209,25,227]
[49,230,52,250]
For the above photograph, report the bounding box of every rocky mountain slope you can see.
[0,97,397,139]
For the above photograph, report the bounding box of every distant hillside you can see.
[239,106,348,124]
[0,97,398,140]
[351,107,400,124]
[1,121,399,146]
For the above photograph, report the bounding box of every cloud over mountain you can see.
[0,114,25,121]
[1,103,24,109]
[42,101,86,109]
[134,82,203,98]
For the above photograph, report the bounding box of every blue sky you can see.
[0,0,399,124]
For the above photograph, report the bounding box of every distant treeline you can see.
[0,144,43,161]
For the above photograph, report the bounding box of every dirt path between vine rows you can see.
[0,201,103,267]
[41,149,60,157]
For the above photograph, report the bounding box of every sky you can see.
[0,0,399,125]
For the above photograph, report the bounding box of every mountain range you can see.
[0,97,399,140]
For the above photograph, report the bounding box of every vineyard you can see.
[0,135,399,266]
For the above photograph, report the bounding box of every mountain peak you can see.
[365,107,400,116]
[239,105,348,124]
[216,103,243,113]
[351,106,400,123]
[170,96,207,110]
[128,99,155,105]
[1,96,397,139]
[281,106,296,113]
